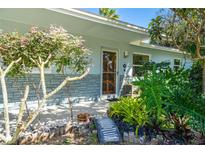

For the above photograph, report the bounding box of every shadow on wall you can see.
[0,73,101,106]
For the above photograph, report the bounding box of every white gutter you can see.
[46,8,149,36]
[130,40,189,55]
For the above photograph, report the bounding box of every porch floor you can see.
[37,100,110,122]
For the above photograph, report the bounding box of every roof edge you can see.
[46,8,149,36]
[130,41,190,55]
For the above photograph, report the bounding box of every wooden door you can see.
[102,51,116,95]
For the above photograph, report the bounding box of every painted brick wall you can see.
[0,74,101,106]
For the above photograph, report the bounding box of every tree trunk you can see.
[5,65,89,144]
[68,98,73,124]
[203,63,205,93]
[0,75,11,141]
[40,65,46,97]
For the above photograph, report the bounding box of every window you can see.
[133,54,149,77]
[173,59,181,70]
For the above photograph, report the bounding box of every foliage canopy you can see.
[0,26,90,76]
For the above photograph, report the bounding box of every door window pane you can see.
[103,52,116,72]
[102,51,116,94]
[103,73,116,94]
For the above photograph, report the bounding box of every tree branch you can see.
[43,54,52,65]
[9,85,30,144]
[30,58,40,68]
[20,68,90,139]
[39,65,47,97]
[17,85,29,124]
[197,9,205,20]
[195,20,205,59]
[0,67,3,76]
[46,68,90,98]
[171,8,198,32]
[38,56,42,64]
[0,134,6,142]
[3,58,21,75]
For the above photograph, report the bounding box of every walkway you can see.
[0,100,109,133]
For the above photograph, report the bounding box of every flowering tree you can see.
[0,26,90,144]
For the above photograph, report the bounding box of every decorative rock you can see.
[139,136,145,144]
[59,125,65,135]
[92,130,97,134]
[65,122,73,134]
[123,132,129,142]
[157,135,164,144]
[2,118,97,145]
[40,132,50,142]
[31,132,39,143]
[150,138,159,145]
[20,133,33,145]
[49,127,56,139]
[129,131,135,143]
[55,126,61,137]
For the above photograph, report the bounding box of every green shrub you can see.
[189,61,203,94]
[108,97,148,135]
[132,64,168,124]
[133,62,205,133]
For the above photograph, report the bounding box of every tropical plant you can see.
[134,61,205,134]
[108,97,148,135]
[99,8,120,20]
[148,8,205,93]
[168,113,193,144]
[189,60,203,94]
[163,67,205,121]
[0,26,90,144]
[132,64,168,124]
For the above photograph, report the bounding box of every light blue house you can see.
[0,8,192,107]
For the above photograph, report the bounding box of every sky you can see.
[81,8,162,28]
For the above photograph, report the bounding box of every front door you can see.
[102,51,117,95]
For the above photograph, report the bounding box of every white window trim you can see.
[173,58,181,69]
[132,52,151,77]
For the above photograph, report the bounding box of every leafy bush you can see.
[108,97,148,135]
[133,62,205,133]
[132,64,169,124]
[189,61,203,94]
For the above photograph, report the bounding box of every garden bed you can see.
[0,117,99,145]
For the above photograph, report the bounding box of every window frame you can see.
[173,58,181,70]
[132,53,151,77]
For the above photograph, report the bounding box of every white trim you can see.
[130,41,189,54]
[132,52,152,59]
[100,47,119,99]
[46,8,149,36]
[173,58,182,69]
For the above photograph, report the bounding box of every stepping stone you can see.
[95,117,121,144]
